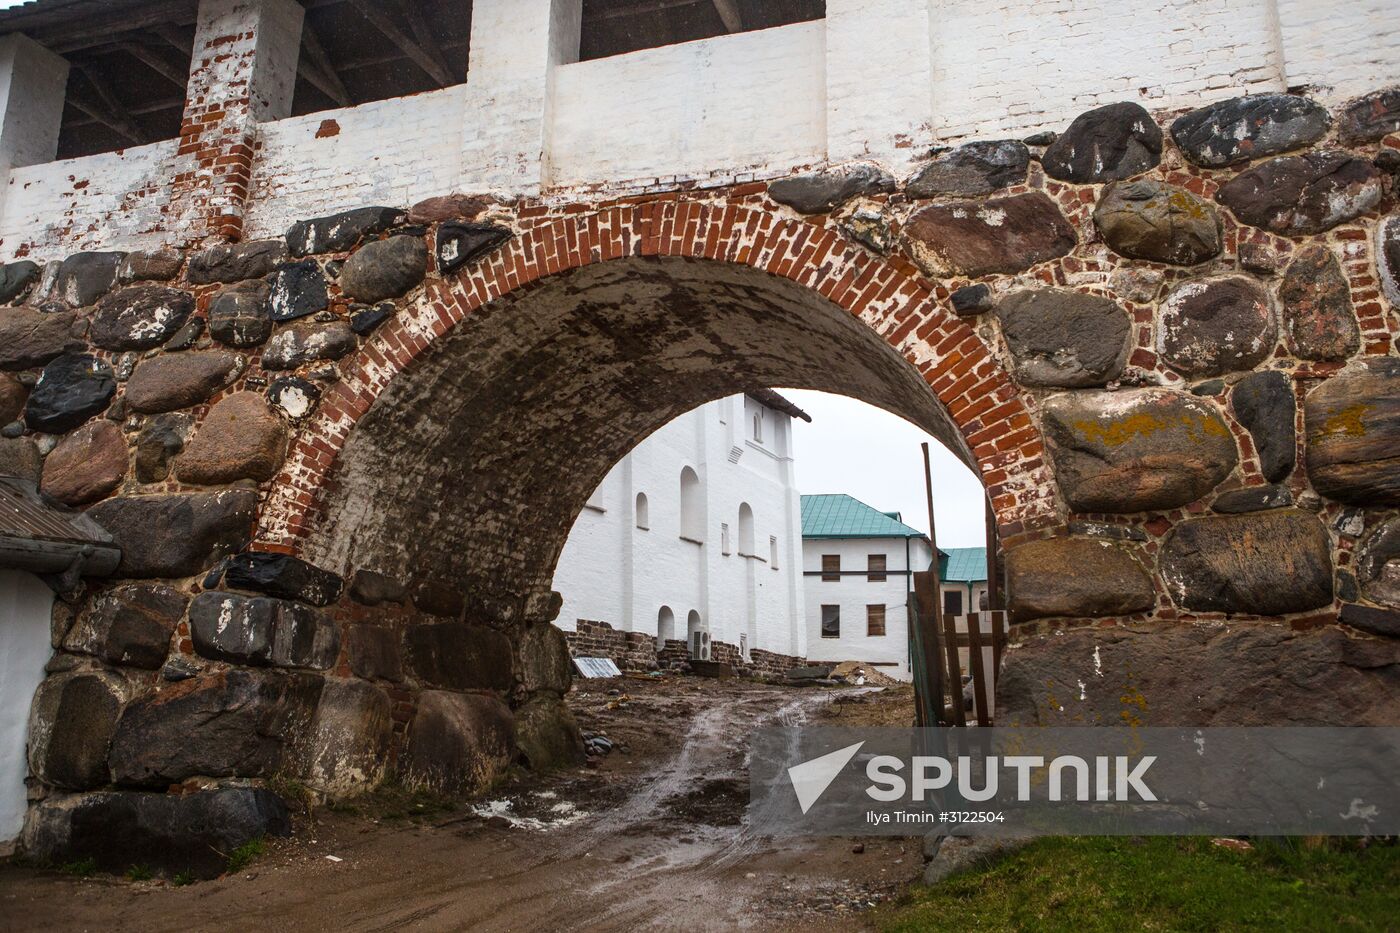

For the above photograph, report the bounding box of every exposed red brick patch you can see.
[316,119,341,139]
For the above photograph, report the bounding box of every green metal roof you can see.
[800,494,927,540]
[940,547,987,584]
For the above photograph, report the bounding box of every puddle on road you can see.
[471,791,593,831]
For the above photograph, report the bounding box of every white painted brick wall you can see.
[1277,0,1400,98]
[1,0,1397,259]
[548,22,827,190]
[928,0,1285,142]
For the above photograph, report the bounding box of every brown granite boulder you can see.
[1041,389,1238,512]
[902,192,1076,277]
[1157,276,1275,377]
[400,691,515,794]
[175,391,287,485]
[1004,537,1155,622]
[1093,179,1221,265]
[1215,151,1383,236]
[1304,360,1400,505]
[40,421,127,505]
[1279,245,1360,361]
[124,351,241,414]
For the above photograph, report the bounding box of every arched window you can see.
[679,466,702,541]
[737,502,755,555]
[752,411,763,442]
[635,492,650,530]
[657,605,675,646]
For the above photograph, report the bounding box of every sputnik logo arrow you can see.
[787,741,865,814]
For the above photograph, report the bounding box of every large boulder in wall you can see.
[108,669,323,787]
[26,670,129,790]
[1004,537,1156,623]
[404,621,515,692]
[1159,510,1334,616]
[516,622,572,695]
[400,691,516,794]
[86,489,259,578]
[1304,360,1400,506]
[514,695,585,772]
[301,679,394,796]
[997,624,1400,727]
[1040,389,1238,513]
[23,787,290,880]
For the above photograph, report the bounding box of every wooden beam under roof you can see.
[349,0,454,87]
[711,0,743,32]
[116,41,190,89]
[298,20,352,108]
[404,0,457,84]
[69,65,145,144]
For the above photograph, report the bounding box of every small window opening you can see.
[866,604,886,637]
[821,554,840,582]
[821,604,840,638]
[867,554,887,583]
[635,492,649,529]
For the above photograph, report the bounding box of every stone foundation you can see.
[562,619,806,676]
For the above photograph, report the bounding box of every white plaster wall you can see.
[548,22,827,190]
[927,0,1284,142]
[243,87,468,239]
[802,535,934,680]
[552,394,806,658]
[0,570,53,845]
[1277,0,1400,98]
[0,140,175,261]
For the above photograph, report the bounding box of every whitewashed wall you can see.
[803,535,934,680]
[552,394,806,658]
[548,22,827,190]
[1,0,1396,258]
[0,570,53,846]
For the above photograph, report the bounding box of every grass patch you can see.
[59,858,97,877]
[225,837,266,874]
[172,871,194,887]
[880,837,1400,932]
[124,864,153,882]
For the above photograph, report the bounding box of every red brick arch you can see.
[253,195,1061,554]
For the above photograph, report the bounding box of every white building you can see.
[552,391,809,665]
[800,494,935,681]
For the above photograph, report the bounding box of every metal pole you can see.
[921,442,958,725]
[984,496,1001,611]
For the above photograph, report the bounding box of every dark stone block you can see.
[350,568,406,605]
[125,350,240,414]
[1160,510,1333,615]
[347,623,403,682]
[266,260,329,321]
[435,222,512,275]
[261,321,357,370]
[1231,370,1296,484]
[949,284,992,316]
[1190,379,1225,397]
[286,206,405,257]
[996,624,1400,726]
[996,287,1130,387]
[188,240,288,284]
[23,788,290,880]
[405,621,515,692]
[1211,484,1293,513]
[1093,179,1221,265]
[350,302,393,335]
[87,489,259,578]
[513,696,584,771]
[906,140,1029,198]
[1041,389,1237,513]
[1216,151,1383,236]
[0,260,40,303]
[267,375,321,420]
[1279,245,1360,361]
[1170,94,1330,167]
[52,252,123,307]
[1357,517,1400,609]
[1304,359,1400,506]
[303,679,394,794]
[1337,86,1400,144]
[190,590,340,670]
[1004,537,1155,623]
[767,163,895,214]
[65,583,186,670]
[1339,603,1400,638]
[400,691,515,794]
[903,192,1076,277]
[411,579,464,617]
[117,249,183,284]
[133,413,191,483]
[1159,276,1274,377]
[517,622,572,695]
[222,552,344,606]
[164,315,204,351]
[108,669,323,787]
[89,285,194,351]
[24,353,114,433]
[1042,102,1162,183]
[338,236,427,303]
[0,307,87,370]
[27,670,126,790]
[208,280,273,348]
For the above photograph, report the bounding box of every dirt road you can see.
[0,677,923,932]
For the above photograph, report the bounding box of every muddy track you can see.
[0,681,921,933]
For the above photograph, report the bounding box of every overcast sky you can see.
[782,390,989,549]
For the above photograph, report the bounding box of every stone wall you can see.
[3,83,1400,870]
[563,620,807,676]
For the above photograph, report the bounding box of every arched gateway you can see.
[8,94,1400,874]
